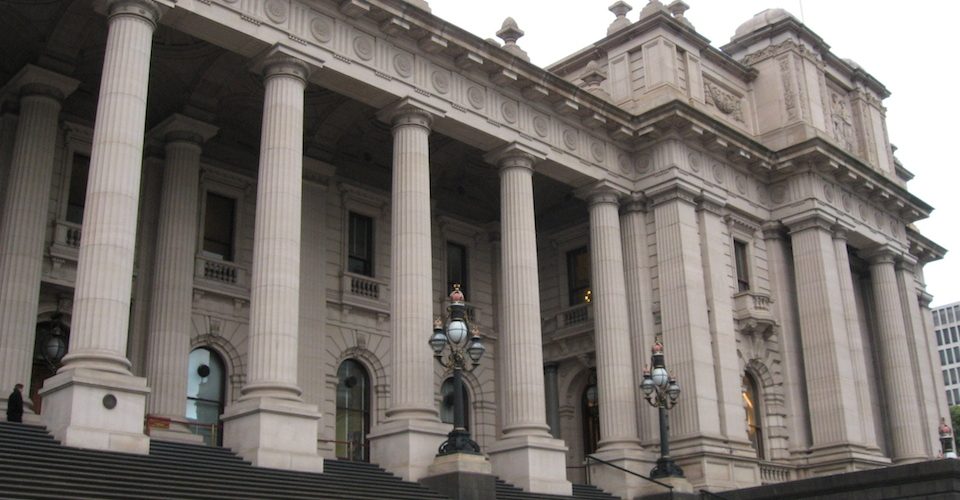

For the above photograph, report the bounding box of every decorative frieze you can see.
[703,79,744,122]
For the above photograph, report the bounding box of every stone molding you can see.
[0,64,80,104]
[106,0,163,26]
[377,96,445,130]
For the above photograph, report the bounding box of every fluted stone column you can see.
[761,223,810,454]
[367,97,448,482]
[897,257,940,457]
[0,65,78,415]
[831,227,880,451]
[221,50,322,473]
[785,214,870,463]
[867,249,926,463]
[484,143,571,496]
[143,115,217,441]
[650,183,721,438]
[919,290,951,441]
[40,0,161,455]
[620,199,657,444]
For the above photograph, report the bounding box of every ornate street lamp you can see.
[429,285,485,455]
[940,418,957,459]
[35,313,69,370]
[641,336,684,478]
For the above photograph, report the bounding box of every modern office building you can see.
[0,0,948,497]
[932,302,960,405]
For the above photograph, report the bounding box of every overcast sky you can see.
[428,0,960,307]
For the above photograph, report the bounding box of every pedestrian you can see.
[6,383,23,423]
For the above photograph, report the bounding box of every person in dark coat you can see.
[6,383,23,423]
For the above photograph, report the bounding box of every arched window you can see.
[581,373,600,456]
[336,359,370,461]
[742,373,764,459]
[186,347,226,446]
[440,377,470,430]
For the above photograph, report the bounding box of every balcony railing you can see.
[758,461,793,484]
[733,291,777,338]
[557,302,593,329]
[340,271,390,314]
[195,255,247,287]
[49,220,82,263]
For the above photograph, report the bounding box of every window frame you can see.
[566,246,592,307]
[733,239,751,292]
[197,166,249,265]
[347,211,375,277]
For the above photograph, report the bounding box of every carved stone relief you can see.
[830,91,854,150]
[703,80,744,122]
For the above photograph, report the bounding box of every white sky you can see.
[429,0,960,307]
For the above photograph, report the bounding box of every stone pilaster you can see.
[40,0,160,455]
[0,65,78,414]
[866,248,926,463]
[220,49,322,473]
[697,194,750,448]
[918,291,950,446]
[761,223,810,455]
[896,257,940,457]
[580,184,648,500]
[367,97,448,482]
[484,143,571,497]
[785,213,881,469]
[620,199,658,445]
[649,182,720,439]
[143,115,217,442]
[831,227,880,451]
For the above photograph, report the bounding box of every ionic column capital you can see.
[576,180,628,209]
[761,221,786,241]
[863,246,898,266]
[249,45,319,84]
[106,0,163,27]
[620,194,648,215]
[483,141,544,171]
[378,96,445,132]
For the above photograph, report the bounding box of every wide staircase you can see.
[0,422,617,500]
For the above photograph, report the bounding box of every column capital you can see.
[377,96,445,131]
[620,194,648,214]
[918,290,934,307]
[896,254,918,272]
[695,190,726,215]
[146,113,219,146]
[250,45,318,83]
[783,210,834,235]
[483,141,545,170]
[575,180,629,208]
[760,221,785,241]
[105,0,163,27]
[645,178,700,208]
[1,64,79,104]
[862,245,898,265]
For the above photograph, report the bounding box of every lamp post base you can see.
[439,427,481,455]
[650,456,685,479]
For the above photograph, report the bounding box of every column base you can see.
[221,397,323,473]
[589,447,658,500]
[367,417,449,482]
[39,368,150,454]
[420,452,496,500]
[487,433,572,496]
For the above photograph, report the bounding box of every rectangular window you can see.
[446,242,468,297]
[203,192,236,261]
[949,390,955,406]
[948,349,955,365]
[734,240,750,292]
[953,327,958,343]
[954,346,959,362]
[946,370,951,387]
[950,308,956,324]
[66,154,90,224]
[566,247,591,306]
[347,212,374,276]
[952,369,958,385]
[938,331,944,346]
[935,312,941,326]
[942,310,949,325]
[942,350,948,366]
[954,388,960,404]
[955,305,960,322]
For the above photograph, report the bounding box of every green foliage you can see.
[951,405,960,448]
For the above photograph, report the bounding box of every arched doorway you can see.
[186,347,226,446]
[336,359,370,461]
[581,372,600,456]
[440,377,470,431]
[742,373,764,459]
[30,314,70,413]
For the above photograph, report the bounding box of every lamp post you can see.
[641,336,684,478]
[429,285,485,455]
[940,418,957,459]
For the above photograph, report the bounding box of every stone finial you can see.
[667,0,694,29]
[607,1,633,35]
[580,60,610,100]
[496,17,529,61]
[638,0,669,20]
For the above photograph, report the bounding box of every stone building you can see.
[0,0,948,497]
